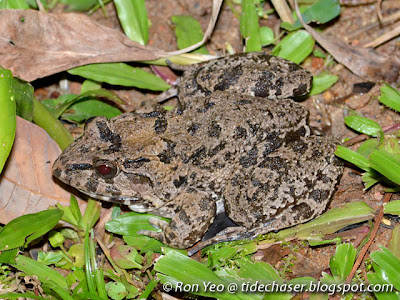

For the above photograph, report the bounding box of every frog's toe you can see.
[137,229,165,243]
[148,217,169,230]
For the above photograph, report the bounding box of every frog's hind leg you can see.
[187,219,278,256]
[138,190,216,249]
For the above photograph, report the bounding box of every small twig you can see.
[363,21,400,48]
[271,0,295,24]
[343,122,400,147]
[345,192,392,284]
[376,0,383,23]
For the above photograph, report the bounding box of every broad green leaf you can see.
[240,0,262,52]
[370,149,400,185]
[379,83,400,112]
[69,63,170,91]
[0,210,63,251]
[155,249,241,299]
[171,15,209,54]
[370,246,400,291]
[0,67,15,174]
[344,115,382,136]
[384,200,400,216]
[81,79,101,93]
[335,145,371,172]
[367,272,397,300]
[357,138,379,157]
[329,243,356,281]
[0,292,43,299]
[259,26,274,46]
[272,30,314,64]
[388,224,400,260]
[114,0,149,45]
[309,74,338,96]
[13,77,34,122]
[12,255,70,292]
[0,0,30,9]
[236,259,282,282]
[275,201,375,240]
[62,99,121,123]
[58,0,98,11]
[282,0,340,31]
[106,212,168,236]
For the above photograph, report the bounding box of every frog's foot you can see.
[138,190,217,249]
[187,219,277,256]
[151,86,178,103]
[137,217,169,242]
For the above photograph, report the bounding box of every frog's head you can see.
[52,115,179,212]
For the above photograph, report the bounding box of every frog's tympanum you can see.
[52,52,343,249]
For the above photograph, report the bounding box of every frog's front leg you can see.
[138,190,216,248]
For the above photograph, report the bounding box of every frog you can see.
[52,52,343,250]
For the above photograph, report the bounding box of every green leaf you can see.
[384,200,400,216]
[68,63,170,91]
[0,210,63,251]
[62,99,121,123]
[259,26,274,46]
[106,212,169,236]
[58,0,98,11]
[345,115,382,136]
[240,0,262,52]
[155,249,241,299]
[388,224,400,260]
[114,0,149,45]
[357,138,379,157]
[12,255,71,295]
[276,201,375,240]
[370,246,400,291]
[379,83,400,112]
[370,149,400,185]
[309,74,338,95]
[0,0,30,9]
[272,30,314,64]
[171,15,209,54]
[329,243,356,281]
[294,0,340,30]
[335,145,371,172]
[13,78,34,122]
[0,67,16,174]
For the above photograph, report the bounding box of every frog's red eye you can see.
[94,160,118,179]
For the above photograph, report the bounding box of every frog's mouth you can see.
[76,188,161,213]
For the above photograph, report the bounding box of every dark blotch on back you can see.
[158,140,176,164]
[173,175,188,188]
[208,121,221,138]
[96,120,122,153]
[154,118,168,134]
[239,146,258,168]
[309,189,330,203]
[213,66,243,91]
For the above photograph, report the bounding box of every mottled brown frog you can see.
[52,52,343,250]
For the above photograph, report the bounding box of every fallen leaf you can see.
[0,116,85,224]
[0,10,168,82]
[294,0,400,84]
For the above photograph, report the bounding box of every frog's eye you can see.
[94,160,118,179]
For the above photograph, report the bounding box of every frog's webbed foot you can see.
[187,219,277,256]
[138,190,216,249]
[137,217,169,242]
[151,86,179,103]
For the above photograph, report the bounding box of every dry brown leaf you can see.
[0,10,169,82]
[0,116,86,224]
[294,0,400,84]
